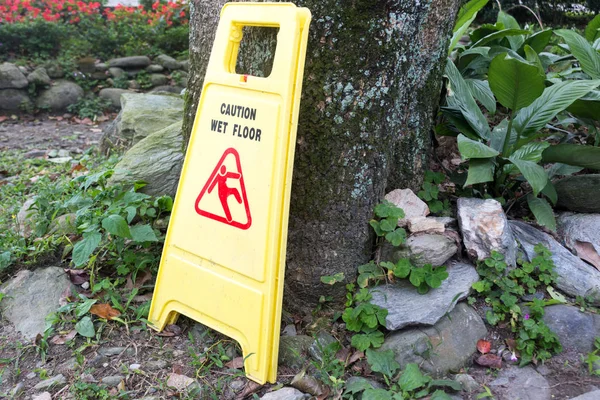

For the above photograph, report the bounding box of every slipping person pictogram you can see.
[208,165,242,223]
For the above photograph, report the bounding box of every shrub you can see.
[0,20,71,59]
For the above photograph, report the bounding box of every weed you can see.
[418,170,450,215]
[67,96,112,119]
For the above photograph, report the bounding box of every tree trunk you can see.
[184,0,461,311]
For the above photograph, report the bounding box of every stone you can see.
[126,69,144,78]
[146,359,169,371]
[260,387,308,400]
[36,80,84,111]
[432,216,458,229]
[175,70,189,87]
[57,357,78,373]
[511,221,600,304]
[0,88,32,111]
[0,268,73,339]
[156,54,182,70]
[384,189,429,226]
[32,392,52,400]
[10,382,24,397]
[542,305,600,354]
[380,303,486,377]
[109,121,184,197]
[180,60,189,72]
[555,175,600,213]
[385,234,457,267]
[569,390,600,400]
[33,374,66,390]
[150,85,184,94]
[101,375,124,387]
[146,64,164,73]
[98,347,134,357]
[150,73,168,87]
[77,57,96,74]
[48,213,77,236]
[557,213,600,270]
[166,373,195,390]
[107,56,151,69]
[457,198,517,266]
[278,335,314,369]
[128,80,141,90]
[455,374,479,392]
[96,63,108,72]
[407,216,445,234]
[370,261,479,330]
[108,67,126,78]
[43,61,64,79]
[345,376,385,390]
[27,67,51,86]
[90,71,108,80]
[0,62,28,89]
[99,88,130,108]
[308,331,337,362]
[17,197,37,238]
[488,366,550,400]
[282,324,297,336]
[89,354,108,367]
[100,92,184,153]
[130,363,141,371]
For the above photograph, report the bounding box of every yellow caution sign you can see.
[148,2,311,384]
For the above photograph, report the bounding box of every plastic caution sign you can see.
[148,2,311,385]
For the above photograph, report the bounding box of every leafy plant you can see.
[417,170,449,214]
[135,70,153,90]
[112,74,130,89]
[342,288,387,352]
[583,337,600,375]
[67,96,112,119]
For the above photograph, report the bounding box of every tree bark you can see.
[184,0,461,311]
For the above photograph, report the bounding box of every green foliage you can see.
[71,381,119,400]
[321,272,345,285]
[417,170,449,214]
[0,20,71,59]
[67,96,112,120]
[112,75,130,90]
[135,70,153,90]
[583,337,600,375]
[342,288,386,352]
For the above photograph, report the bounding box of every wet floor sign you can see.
[147,2,311,385]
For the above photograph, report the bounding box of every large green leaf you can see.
[510,142,550,163]
[585,15,600,43]
[497,11,524,50]
[567,90,600,119]
[490,118,509,151]
[513,79,600,139]
[527,195,557,231]
[555,29,600,79]
[541,144,600,170]
[522,29,553,54]
[366,349,400,379]
[508,157,548,196]
[471,28,530,48]
[488,53,545,111]
[445,60,491,139]
[465,158,495,186]
[362,389,393,400]
[458,134,499,159]
[101,215,131,238]
[466,79,497,113]
[75,316,96,338]
[130,224,158,242]
[450,0,489,53]
[72,232,102,267]
[399,363,430,392]
[524,45,546,76]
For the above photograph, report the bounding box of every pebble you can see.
[89,354,108,367]
[98,346,133,357]
[146,359,169,371]
[27,371,37,379]
[130,363,141,371]
[230,379,245,391]
[33,374,66,390]
[102,375,124,387]
[81,281,90,289]
[32,393,52,400]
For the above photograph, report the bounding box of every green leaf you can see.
[0,251,11,270]
[524,45,546,76]
[507,158,548,196]
[351,331,385,351]
[488,53,545,111]
[101,215,131,238]
[374,201,405,219]
[586,15,600,43]
[75,316,95,338]
[431,390,454,400]
[522,29,553,54]
[320,272,345,285]
[466,79,497,113]
[527,195,556,232]
[431,379,463,391]
[510,142,550,163]
[385,228,406,247]
[471,28,530,48]
[75,299,97,318]
[454,0,489,33]
[555,29,600,79]
[497,11,524,50]
[366,349,400,379]
[392,259,412,279]
[124,206,136,223]
[343,377,374,395]
[130,224,158,242]
[567,94,600,119]
[490,118,509,152]
[399,363,431,392]
[72,232,102,267]
[362,389,393,400]
[513,79,600,140]
[457,134,499,159]
[465,158,495,186]
[541,181,558,205]
[541,144,600,170]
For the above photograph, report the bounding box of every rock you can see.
[126,69,144,78]
[291,371,327,396]
[261,387,308,400]
[43,61,64,79]
[27,67,51,86]
[166,373,195,390]
[23,149,46,159]
[180,60,190,72]
[570,390,600,400]
[542,305,600,354]
[384,234,457,267]
[128,80,141,90]
[98,347,134,357]
[0,63,28,89]
[130,363,141,371]
[109,121,184,197]
[150,85,185,94]
[457,198,517,266]
[488,366,550,400]
[175,70,189,87]
[146,64,164,73]
[108,67,126,78]
[0,88,32,111]
[557,213,600,270]
[32,392,52,400]
[370,261,479,330]
[96,63,108,72]
[278,335,314,369]
[407,216,445,234]
[10,382,25,397]
[36,80,84,111]
[345,376,385,390]
[89,354,108,367]
[57,357,78,373]
[384,189,429,226]
[0,268,73,339]
[511,221,600,304]
[48,213,77,236]
[230,379,245,391]
[282,324,297,336]
[16,197,37,238]
[455,374,479,392]
[380,303,486,377]
[33,374,66,390]
[146,359,169,371]
[100,92,184,153]
[150,73,168,87]
[77,57,96,74]
[556,175,600,213]
[90,71,108,80]
[308,331,337,362]
[156,54,182,70]
[18,65,29,75]
[108,56,151,69]
[99,88,130,108]
[432,216,458,229]
[101,375,124,387]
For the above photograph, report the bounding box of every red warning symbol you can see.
[195,148,252,230]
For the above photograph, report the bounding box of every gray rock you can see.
[95,63,108,72]
[101,375,124,387]
[0,63,28,89]
[108,67,126,78]
[100,92,184,153]
[146,64,164,73]
[108,56,151,69]
[77,57,96,74]
[48,213,77,236]
[156,54,182,70]
[432,216,458,229]
[0,88,32,111]
[126,69,144,78]
[569,390,600,400]
[146,359,169,371]
[189,322,213,346]
[556,175,600,213]
[150,85,185,94]
[384,189,429,226]
[98,347,133,357]
[260,387,308,400]
[150,73,168,87]
[109,121,183,197]
[10,382,25,397]
[0,268,73,339]
[511,221,600,304]
[457,198,517,266]
[99,88,130,108]
[395,234,458,267]
[380,303,487,377]
[43,61,64,79]
[27,68,51,86]
[557,213,600,270]
[488,366,550,400]
[36,80,84,111]
[32,393,52,400]
[407,216,445,234]
[175,70,189,87]
[278,335,314,369]
[542,305,600,354]
[33,374,66,390]
[57,357,78,373]
[370,261,479,330]
[455,374,479,392]
[17,197,37,238]
[180,60,189,72]
[89,354,108,367]
[128,80,141,90]
[90,71,108,80]
[308,331,337,362]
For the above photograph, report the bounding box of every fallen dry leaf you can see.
[90,303,121,320]
[166,373,195,391]
[505,338,517,353]
[235,381,262,400]
[90,128,102,133]
[0,116,7,123]
[477,339,491,354]
[132,293,153,303]
[59,286,73,306]
[64,268,90,285]
[125,270,152,289]
[336,347,352,365]
[476,354,502,369]
[347,350,364,365]
[575,241,600,271]
[69,163,87,174]
[50,330,77,345]
[225,357,244,369]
